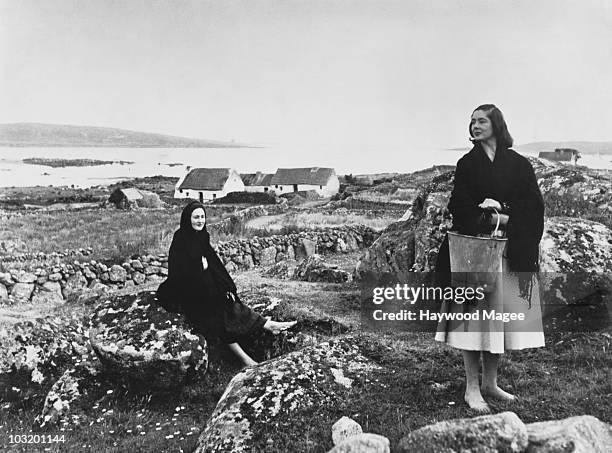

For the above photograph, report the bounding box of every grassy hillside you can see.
[0,123,250,148]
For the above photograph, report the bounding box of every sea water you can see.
[0,144,610,188]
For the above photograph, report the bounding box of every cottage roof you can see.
[119,188,143,200]
[179,168,233,191]
[270,167,335,185]
[241,172,273,186]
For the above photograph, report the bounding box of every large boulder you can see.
[536,164,612,216]
[540,217,612,273]
[0,316,92,403]
[89,291,208,390]
[355,172,454,280]
[328,433,390,453]
[36,361,104,429]
[398,411,528,453]
[31,282,64,305]
[10,283,35,302]
[293,254,352,283]
[195,339,379,453]
[538,217,612,333]
[526,415,612,453]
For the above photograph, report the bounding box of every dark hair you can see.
[469,104,513,148]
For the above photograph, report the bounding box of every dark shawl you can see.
[436,144,544,286]
[157,201,237,317]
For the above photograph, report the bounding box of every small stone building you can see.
[108,188,143,209]
[108,187,162,209]
[174,168,245,202]
[539,148,579,162]
[269,167,340,197]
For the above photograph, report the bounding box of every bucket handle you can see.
[491,207,501,237]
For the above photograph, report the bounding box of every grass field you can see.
[0,208,184,262]
[243,211,396,235]
[1,258,610,452]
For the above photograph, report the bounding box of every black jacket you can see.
[157,201,236,317]
[156,201,265,342]
[437,144,544,274]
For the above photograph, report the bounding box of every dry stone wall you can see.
[0,226,378,305]
[215,225,378,273]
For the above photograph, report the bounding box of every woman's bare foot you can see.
[481,385,516,401]
[263,319,297,335]
[464,390,491,414]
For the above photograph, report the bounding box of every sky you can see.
[1,0,611,150]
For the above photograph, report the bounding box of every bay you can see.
[0,144,609,188]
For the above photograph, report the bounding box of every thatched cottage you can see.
[269,167,339,197]
[240,172,274,193]
[174,168,245,201]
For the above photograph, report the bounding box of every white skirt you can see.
[434,256,545,354]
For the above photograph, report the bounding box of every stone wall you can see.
[215,225,378,273]
[207,201,289,237]
[0,225,378,305]
[0,247,95,264]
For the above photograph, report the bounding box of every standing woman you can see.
[435,104,545,413]
[157,201,296,367]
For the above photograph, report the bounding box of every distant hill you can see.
[450,141,612,155]
[0,123,250,148]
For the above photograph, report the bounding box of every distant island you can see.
[448,141,612,155]
[22,158,134,168]
[0,123,252,148]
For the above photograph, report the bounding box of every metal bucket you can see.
[447,231,507,293]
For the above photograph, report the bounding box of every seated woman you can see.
[157,200,296,367]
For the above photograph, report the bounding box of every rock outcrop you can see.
[89,291,208,390]
[328,433,390,453]
[36,361,103,428]
[526,414,612,453]
[0,316,92,388]
[195,339,379,453]
[293,254,352,283]
[398,412,612,453]
[355,172,453,280]
[354,163,612,333]
[356,160,612,280]
[398,411,528,453]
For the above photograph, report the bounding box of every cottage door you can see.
[293,184,298,192]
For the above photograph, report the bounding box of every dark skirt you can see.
[186,292,266,344]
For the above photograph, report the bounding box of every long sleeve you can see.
[448,157,486,235]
